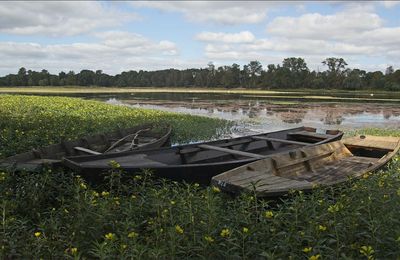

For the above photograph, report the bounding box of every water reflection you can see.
[104,96,400,132]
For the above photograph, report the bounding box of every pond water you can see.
[90,92,400,135]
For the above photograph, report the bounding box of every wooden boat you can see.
[62,127,343,184]
[211,135,400,197]
[0,123,172,171]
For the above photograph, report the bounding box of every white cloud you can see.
[197,4,400,71]
[266,10,383,41]
[132,1,282,25]
[196,31,255,43]
[0,32,180,75]
[381,1,400,8]
[0,2,136,36]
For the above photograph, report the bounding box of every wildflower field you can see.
[1,95,400,259]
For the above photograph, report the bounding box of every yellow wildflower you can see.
[328,203,342,213]
[80,182,87,190]
[242,227,249,233]
[204,235,214,243]
[360,245,375,259]
[303,247,312,253]
[309,254,321,260]
[220,228,230,238]
[104,233,116,240]
[318,225,327,231]
[34,231,41,238]
[128,231,138,238]
[108,160,121,168]
[212,186,221,193]
[121,244,127,250]
[175,225,184,234]
[101,191,110,197]
[170,200,176,205]
[194,183,200,187]
[70,247,78,255]
[264,210,274,219]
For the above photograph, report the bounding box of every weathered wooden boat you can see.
[0,123,172,171]
[62,127,343,184]
[211,135,400,197]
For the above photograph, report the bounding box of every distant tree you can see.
[17,67,28,86]
[65,71,77,86]
[282,57,310,88]
[322,57,348,88]
[77,70,95,86]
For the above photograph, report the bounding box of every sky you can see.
[0,1,399,76]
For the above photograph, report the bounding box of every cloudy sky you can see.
[0,1,399,75]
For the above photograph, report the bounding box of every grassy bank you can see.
[1,95,400,259]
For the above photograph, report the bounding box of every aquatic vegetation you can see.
[1,94,400,258]
[0,95,231,157]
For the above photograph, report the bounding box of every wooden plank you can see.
[252,136,311,146]
[343,136,400,151]
[273,150,334,169]
[198,144,265,159]
[178,138,254,155]
[74,147,101,155]
[288,131,333,139]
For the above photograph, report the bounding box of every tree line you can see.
[1,57,399,90]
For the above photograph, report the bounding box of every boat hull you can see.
[0,124,172,171]
[62,126,343,184]
[211,135,400,197]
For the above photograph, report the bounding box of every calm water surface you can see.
[92,92,400,135]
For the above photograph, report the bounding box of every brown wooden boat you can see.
[62,126,343,184]
[0,123,172,171]
[211,135,400,197]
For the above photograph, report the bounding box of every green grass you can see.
[1,95,400,259]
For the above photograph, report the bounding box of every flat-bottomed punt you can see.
[211,135,400,197]
[0,124,171,171]
[62,127,343,184]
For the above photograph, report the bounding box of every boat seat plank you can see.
[273,149,334,169]
[252,136,311,146]
[198,144,265,159]
[74,147,102,155]
[343,136,400,151]
[288,131,333,139]
[178,138,254,155]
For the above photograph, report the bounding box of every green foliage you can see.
[0,95,231,157]
[1,95,400,258]
[1,59,399,90]
[2,158,400,259]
